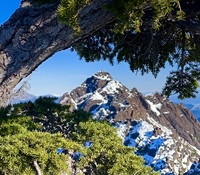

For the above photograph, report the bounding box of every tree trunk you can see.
[0,0,114,106]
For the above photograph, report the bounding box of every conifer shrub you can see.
[0,97,159,175]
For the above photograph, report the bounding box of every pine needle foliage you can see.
[68,1,200,99]
[31,0,200,98]
[106,0,183,33]
[0,97,160,174]
[56,0,183,33]
[57,0,91,32]
[0,130,83,175]
[74,121,159,175]
[8,97,91,137]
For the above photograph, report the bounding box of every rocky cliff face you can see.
[60,71,200,175]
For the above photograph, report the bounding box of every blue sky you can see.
[1,0,172,96]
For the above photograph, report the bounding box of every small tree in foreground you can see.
[75,121,159,175]
[0,126,84,175]
[0,97,159,175]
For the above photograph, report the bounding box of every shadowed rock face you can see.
[145,93,200,149]
[60,71,200,174]
[60,71,200,149]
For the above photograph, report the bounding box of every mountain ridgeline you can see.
[60,71,200,175]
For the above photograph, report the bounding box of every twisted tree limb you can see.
[0,0,114,106]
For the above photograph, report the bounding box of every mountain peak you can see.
[79,71,116,94]
[93,71,112,81]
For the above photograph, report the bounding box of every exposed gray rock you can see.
[60,71,200,175]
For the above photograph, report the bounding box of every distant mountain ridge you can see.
[8,92,60,105]
[59,71,200,175]
[9,92,37,105]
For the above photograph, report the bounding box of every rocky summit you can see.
[60,71,200,175]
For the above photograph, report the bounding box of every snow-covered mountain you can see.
[60,71,200,175]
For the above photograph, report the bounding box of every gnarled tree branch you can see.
[0,0,114,106]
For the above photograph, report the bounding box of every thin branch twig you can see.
[33,160,43,175]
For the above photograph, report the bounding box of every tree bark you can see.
[0,0,114,106]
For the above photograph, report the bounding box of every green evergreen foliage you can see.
[162,68,200,99]
[106,0,183,33]
[20,97,68,118]
[0,116,40,137]
[10,97,91,137]
[0,130,84,175]
[0,98,86,174]
[31,0,200,98]
[71,24,177,77]
[57,0,91,32]
[0,98,160,174]
[74,121,159,175]
[57,0,182,33]
[57,0,200,99]
[0,106,41,136]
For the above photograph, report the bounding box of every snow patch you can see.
[102,80,123,94]
[146,100,162,116]
[163,111,170,114]
[93,72,112,81]
[117,123,128,139]
[147,116,172,135]
[90,91,105,101]
[124,121,154,147]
